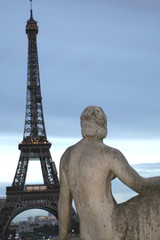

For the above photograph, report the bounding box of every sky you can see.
[0,0,160,187]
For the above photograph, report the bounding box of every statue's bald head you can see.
[80,106,107,140]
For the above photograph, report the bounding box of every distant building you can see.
[8,214,58,233]
[27,216,33,223]
[18,221,30,233]
[34,215,48,223]
[8,222,18,232]
[29,223,40,232]
[48,215,58,226]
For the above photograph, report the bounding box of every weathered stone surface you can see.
[55,106,160,240]
[113,193,160,240]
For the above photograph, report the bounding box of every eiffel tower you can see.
[0,1,78,239]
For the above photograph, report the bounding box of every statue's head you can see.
[80,106,107,140]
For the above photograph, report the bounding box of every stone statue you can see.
[55,106,160,240]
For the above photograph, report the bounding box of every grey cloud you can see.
[0,0,160,140]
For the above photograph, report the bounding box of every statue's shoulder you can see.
[63,140,82,155]
[60,140,82,166]
[60,145,74,161]
[103,143,119,154]
[103,144,124,161]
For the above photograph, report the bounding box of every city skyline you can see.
[0,0,160,185]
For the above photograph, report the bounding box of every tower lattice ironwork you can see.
[0,2,79,239]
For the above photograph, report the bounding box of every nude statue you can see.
[54,106,160,240]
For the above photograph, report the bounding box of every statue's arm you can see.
[57,151,72,240]
[111,150,160,195]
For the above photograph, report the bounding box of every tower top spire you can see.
[30,0,32,9]
[26,0,38,34]
[30,0,33,20]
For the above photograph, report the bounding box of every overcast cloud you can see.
[0,0,160,140]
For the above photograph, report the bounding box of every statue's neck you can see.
[82,137,103,143]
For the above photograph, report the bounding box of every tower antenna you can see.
[30,0,32,10]
[30,0,33,19]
